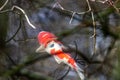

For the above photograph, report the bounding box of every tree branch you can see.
[19,69,53,80]
[2,53,51,79]
[0,0,9,11]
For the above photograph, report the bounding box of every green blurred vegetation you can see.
[0,0,8,47]
[0,0,120,80]
[112,41,120,80]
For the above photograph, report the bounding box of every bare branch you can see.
[20,69,53,80]
[5,14,22,43]
[52,0,92,24]
[90,12,97,56]
[78,0,92,15]
[57,67,70,80]
[55,0,91,14]
[0,4,36,29]
[69,12,76,24]
[2,53,51,77]
[90,0,120,13]
[0,0,9,11]
[11,6,36,29]
[0,9,11,14]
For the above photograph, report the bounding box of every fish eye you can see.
[59,43,62,46]
[50,43,54,48]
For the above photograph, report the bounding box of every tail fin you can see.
[75,64,85,80]
[67,58,85,80]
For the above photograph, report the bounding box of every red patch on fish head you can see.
[37,31,57,47]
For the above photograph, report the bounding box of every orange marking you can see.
[50,49,76,69]
[68,58,76,69]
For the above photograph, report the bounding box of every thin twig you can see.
[0,9,12,14]
[5,53,17,65]
[0,1,36,29]
[77,0,92,14]
[90,0,120,13]
[90,11,97,56]
[0,0,9,11]
[56,0,91,14]
[0,50,16,66]
[87,0,97,56]
[52,0,91,24]
[2,53,51,77]
[57,2,64,10]
[103,0,120,13]
[74,41,87,67]
[0,5,36,29]
[74,41,78,59]
[5,14,22,43]
[69,12,76,24]
[57,67,70,80]
[107,0,120,13]
[11,6,36,29]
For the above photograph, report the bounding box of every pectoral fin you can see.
[36,45,46,53]
[54,56,62,64]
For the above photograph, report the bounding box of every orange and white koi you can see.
[36,31,85,80]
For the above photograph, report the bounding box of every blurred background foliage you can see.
[0,0,120,80]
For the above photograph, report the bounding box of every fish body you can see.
[36,31,85,80]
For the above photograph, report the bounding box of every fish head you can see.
[45,41,63,54]
[37,31,57,47]
[36,31,57,53]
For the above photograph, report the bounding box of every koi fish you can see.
[36,31,85,80]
